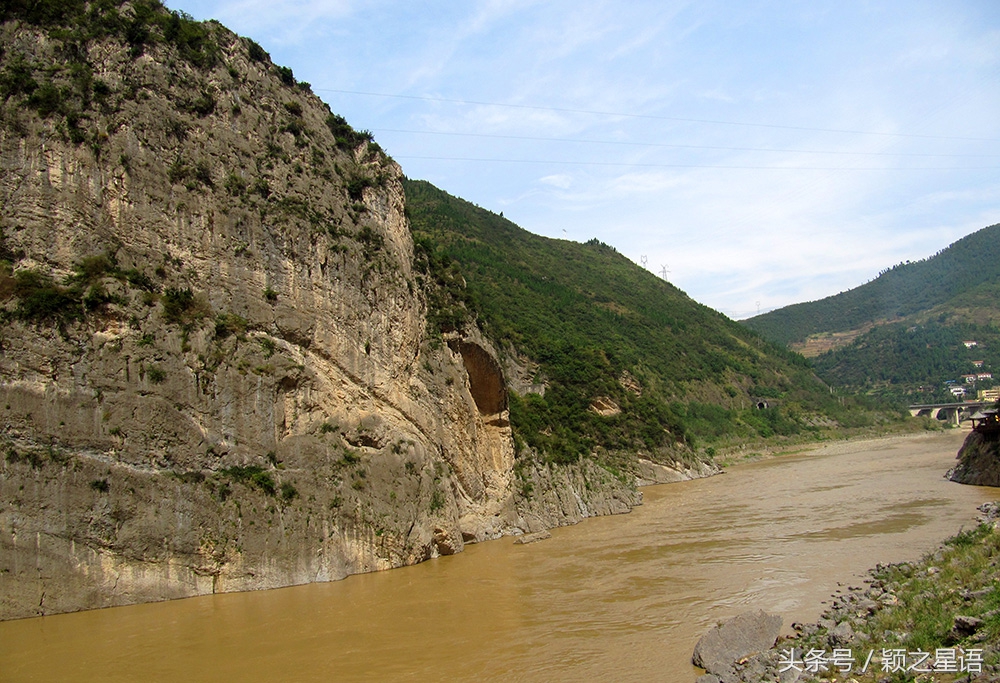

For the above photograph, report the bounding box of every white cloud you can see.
[539,174,573,189]
[697,88,736,103]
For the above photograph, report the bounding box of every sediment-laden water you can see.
[1,429,994,682]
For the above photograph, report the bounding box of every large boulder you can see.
[692,610,783,676]
[949,430,1000,486]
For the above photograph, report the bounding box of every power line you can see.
[374,128,1000,159]
[392,155,1000,171]
[317,88,1000,143]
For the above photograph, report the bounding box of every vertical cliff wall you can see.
[0,7,517,619]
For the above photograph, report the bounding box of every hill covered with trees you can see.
[0,0,918,619]
[743,223,1000,403]
[744,223,1000,347]
[404,179,896,462]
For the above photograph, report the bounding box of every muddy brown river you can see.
[2,429,996,682]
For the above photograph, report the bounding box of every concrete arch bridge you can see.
[908,401,994,425]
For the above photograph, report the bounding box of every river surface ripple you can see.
[2,430,996,682]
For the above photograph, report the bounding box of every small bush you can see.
[5,446,43,469]
[166,118,188,141]
[0,58,38,99]
[283,101,302,117]
[167,158,189,184]
[220,465,276,496]
[429,489,445,512]
[356,226,383,249]
[224,173,246,197]
[186,92,215,117]
[214,313,248,339]
[147,365,166,384]
[325,113,371,150]
[92,79,111,99]
[12,270,82,323]
[251,178,270,199]
[72,253,116,285]
[82,283,116,311]
[214,481,232,502]
[346,175,374,202]
[257,337,276,358]
[26,81,63,117]
[192,160,213,187]
[90,478,110,493]
[171,470,205,484]
[247,39,268,63]
[282,119,306,138]
[276,65,295,86]
[279,481,298,503]
[161,287,207,324]
[121,268,156,292]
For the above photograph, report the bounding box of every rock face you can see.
[0,9,521,620]
[0,4,719,621]
[948,429,1000,486]
[634,457,718,486]
[692,610,783,678]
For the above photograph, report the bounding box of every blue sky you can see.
[171,0,1000,319]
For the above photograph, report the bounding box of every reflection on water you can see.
[1,430,995,683]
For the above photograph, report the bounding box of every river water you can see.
[2,430,996,682]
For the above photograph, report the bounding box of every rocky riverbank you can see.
[696,501,1000,683]
[949,427,1000,486]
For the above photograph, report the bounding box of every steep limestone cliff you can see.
[0,4,525,619]
[0,3,721,622]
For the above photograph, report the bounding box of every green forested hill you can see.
[811,321,1000,398]
[742,222,1000,403]
[404,179,890,462]
[744,223,1000,346]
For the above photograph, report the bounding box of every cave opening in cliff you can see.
[450,340,507,417]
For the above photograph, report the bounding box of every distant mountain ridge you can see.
[744,223,1000,348]
[743,222,1000,403]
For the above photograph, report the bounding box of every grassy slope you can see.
[791,518,1000,681]
[404,179,895,463]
